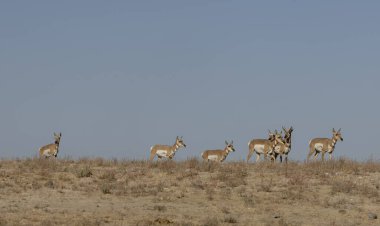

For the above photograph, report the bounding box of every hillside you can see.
[0,158,379,226]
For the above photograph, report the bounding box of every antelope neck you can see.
[173,143,180,151]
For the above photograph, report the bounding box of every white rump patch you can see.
[314,143,323,152]
[207,155,219,161]
[254,144,265,154]
[156,150,168,158]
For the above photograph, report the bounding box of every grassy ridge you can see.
[0,158,379,225]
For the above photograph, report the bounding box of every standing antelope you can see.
[308,128,343,161]
[149,136,186,161]
[247,130,284,162]
[273,126,294,163]
[39,132,62,158]
[201,140,235,162]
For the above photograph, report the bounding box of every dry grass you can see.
[0,157,379,225]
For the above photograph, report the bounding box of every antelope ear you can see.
[225,140,228,145]
[332,128,336,133]
[282,126,286,131]
[338,128,341,133]
[60,132,62,137]
[290,126,293,131]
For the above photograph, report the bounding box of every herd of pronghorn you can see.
[39,127,344,163]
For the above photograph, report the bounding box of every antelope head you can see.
[332,128,343,142]
[268,130,275,141]
[274,130,285,146]
[225,140,236,153]
[54,132,62,145]
[176,136,187,148]
[282,126,294,141]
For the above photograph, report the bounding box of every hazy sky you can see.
[1,1,379,161]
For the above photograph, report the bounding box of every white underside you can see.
[314,143,323,152]
[42,149,57,157]
[254,144,265,154]
[156,150,168,158]
[207,155,219,161]
[314,143,333,153]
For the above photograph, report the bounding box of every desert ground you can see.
[0,158,379,226]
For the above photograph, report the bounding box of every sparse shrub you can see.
[202,217,219,226]
[191,179,205,190]
[74,218,101,226]
[278,218,290,226]
[99,170,116,181]
[76,166,92,178]
[0,218,7,226]
[151,160,177,174]
[282,188,304,201]
[224,216,238,224]
[287,173,305,186]
[40,219,55,226]
[153,205,167,212]
[331,179,379,199]
[323,196,350,209]
[199,161,220,173]
[359,184,379,198]
[154,218,173,224]
[221,187,232,200]
[215,165,248,188]
[242,194,255,207]
[45,180,55,189]
[101,183,111,194]
[176,169,199,181]
[179,222,195,226]
[130,182,164,197]
[221,207,230,214]
[206,187,214,201]
[136,220,154,226]
[93,157,105,166]
[257,177,273,192]
[130,183,147,197]
[32,181,42,190]
[331,180,356,194]
[184,157,199,169]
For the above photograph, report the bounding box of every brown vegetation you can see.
[0,157,379,225]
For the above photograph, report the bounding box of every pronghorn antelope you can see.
[149,136,186,161]
[39,132,62,158]
[201,140,235,162]
[272,127,294,163]
[247,131,284,162]
[307,128,343,161]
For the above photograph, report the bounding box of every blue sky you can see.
[1,1,379,161]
